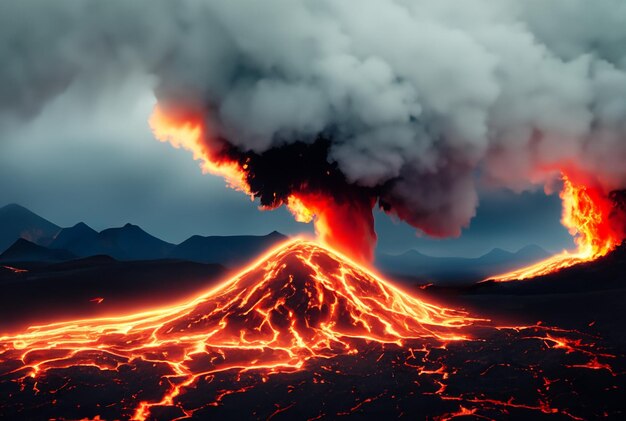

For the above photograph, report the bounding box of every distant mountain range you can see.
[0,204,286,266]
[0,203,551,282]
[51,222,175,260]
[376,244,550,284]
[0,238,76,262]
[0,204,61,252]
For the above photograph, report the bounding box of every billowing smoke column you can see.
[2,0,626,260]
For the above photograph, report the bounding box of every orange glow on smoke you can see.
[0,240,475,420]
[149,105,250,195]
[150,103,377,262]
[286,195,315,223]
[490,175,622,282]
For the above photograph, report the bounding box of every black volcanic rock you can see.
[377,244,550,284]
[0,257,227,329]
[0,238,75,263]
[0,204,61,253]
[0,241,623,421]
[169,231,287,266]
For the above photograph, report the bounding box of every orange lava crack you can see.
[0,239,477,420]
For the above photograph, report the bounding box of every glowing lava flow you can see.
[489,175,623,282]
[0,240,474,420]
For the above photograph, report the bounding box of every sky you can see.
[7,1,626,258]
[0,73,573,257]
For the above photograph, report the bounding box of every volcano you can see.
[1,240,623,420]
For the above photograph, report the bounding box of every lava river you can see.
[0,240,623,420]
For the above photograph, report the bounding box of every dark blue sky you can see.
[0,81,574,257]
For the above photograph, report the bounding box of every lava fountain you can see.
[489,175,624,282]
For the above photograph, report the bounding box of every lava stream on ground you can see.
[0,240,623,420]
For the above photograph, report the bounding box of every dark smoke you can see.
[2,0,626,241]
[222,138,376,211]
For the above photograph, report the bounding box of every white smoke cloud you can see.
[1,0,626,237]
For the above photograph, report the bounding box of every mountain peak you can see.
[0,203,28,212]
[72,221,94,230]
[0,203,43,218]
[481,247,512,259]
[0,238,75,262]
[122,222,140,229]
[0,204,61,252]
[191,240,469,350]
[516,244,549,254]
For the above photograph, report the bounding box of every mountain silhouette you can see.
[0,204,551,274]
[0,238,75,262]
[0,204,61,253]
[50,222,99,251]
[168,231,287,265]
[0,205,288,264]
[377,244,550,284]
[53,223,176,260]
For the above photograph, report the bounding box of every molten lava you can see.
[1,240,619,420]
[0,240,473,420]
[490,175,623,282]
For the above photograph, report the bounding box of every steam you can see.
[2,0,626,240]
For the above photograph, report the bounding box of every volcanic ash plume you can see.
[3,1,626,259]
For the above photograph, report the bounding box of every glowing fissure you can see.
[489,175,623,282]
[0,240,475,420]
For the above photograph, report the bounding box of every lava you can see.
[0,240,620,420]
[1,265,28,274]
[0,240,474,419]
[489,175,623,282]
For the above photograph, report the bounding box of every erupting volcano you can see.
[0,240,471,419]
[489,175,625,282]
[150,103,626,281]
[1,240,622,420]
[4,2,626,419]
[149,105,378,263]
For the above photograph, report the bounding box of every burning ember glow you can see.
[489,175,624,282]
[1,240,619,420]
[1,265,28,274]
